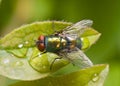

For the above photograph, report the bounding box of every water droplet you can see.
[11,54,15,57]
[14,61,24,67]
[25,41,29,44]
[92,73,99,82]
[0,58,10,66]
[3,59,10,64]
[18,44,23,48]
[42,66,47,69]
[38,53,41,57]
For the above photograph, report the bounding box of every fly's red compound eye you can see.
[38,35,44,40]
[36,35,45,52]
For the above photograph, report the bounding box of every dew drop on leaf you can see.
[38,53,41,57]
[24,41,29,45]
[42,66,47,69]
[14,61,24,67]
[0,58,10,67]
[0,58,10,65]
[92,73,99,82]
[18,44,23,48]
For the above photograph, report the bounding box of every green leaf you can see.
[0,21,71,49]
[0,21,101,80]
[0,21,71,80]
[81,28,101,50]
[10,64,109,86]
[0,76,6,86]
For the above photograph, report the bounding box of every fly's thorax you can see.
[45,36,67,52]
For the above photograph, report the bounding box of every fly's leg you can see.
[50,56,63,70]
[40,51,47,55]
[33,51,47,59]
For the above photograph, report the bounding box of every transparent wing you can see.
[63,20,93,39]
[58,47,93,69]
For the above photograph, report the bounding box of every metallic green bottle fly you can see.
[36,35,82,53]
[35,20,94,70]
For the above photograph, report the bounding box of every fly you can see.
[36,20,93,69]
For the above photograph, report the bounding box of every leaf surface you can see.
[0,21,101,80]
[10,64,109,86]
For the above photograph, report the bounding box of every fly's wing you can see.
[58,47,93,69]
[63,20,93,39]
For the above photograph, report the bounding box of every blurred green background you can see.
[0,0,120,86]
